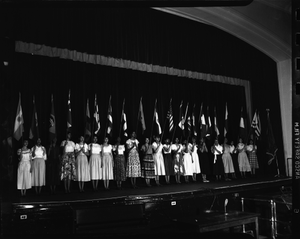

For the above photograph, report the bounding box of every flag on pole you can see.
[239,107,247,142]
[200,104,207,139]
[179,102,189,130]
[29,95,39,141]
[178,100,183,130]
[192,104,197,137]
[187,115,191,137]
[49,94,56,143]
[121,99,128,137]
[67,90,72,132]
[107,96,113,137]
[167,99,174,132]
[138,97,146,133]
[85,98,91,141]
[214,107,219,137]
[13,93,24,141]
[266,109,278,165]
[206,106,212,137]
[154,101,162,135]
[224,103,228,138]
[251,110,261,139]
[94,94,101,136]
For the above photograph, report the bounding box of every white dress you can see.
[89,143,102,180]
[182,145,193,176]
[152,142,165,176]
[17,149,32,190]
[75,143,90,182]
[102,144,114,180]
[190,143,201,174]
[31,146,47,186]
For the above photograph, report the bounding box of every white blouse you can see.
[113,145,125,155]
[89,143,101,154]
[32,146,47,160]
[61,140,76,153]
[102,144,112,153]
[75,143,88,155]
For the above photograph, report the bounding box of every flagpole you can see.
[150,99,157,143]
[136,97,141,135]
[119,99,125,138]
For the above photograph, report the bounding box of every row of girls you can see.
[16,131,259,196]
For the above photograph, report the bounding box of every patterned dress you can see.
[60,140,76,181]
[246,144,259,169]
[222,144,235,173]
[31,145,47,186]
[102,144,114,180]
[89,143,102,180]
[75,143,90,182]
[141,144,155,179]
[162,144,174,176]
[171,144,183,175]
[126,139,141,178]
[17,149,32,190]
[113,144,126,181]
[152,142,165,176]
[237,143,251,173]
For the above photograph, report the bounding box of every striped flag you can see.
[49,94,56,143]
[67,90,72,132]
[85,98,91,141]
[167,99,174,132]
[251,110,261,139]
[29,95,39,141]
[138,97,146,133]
[224,103,228,137]
[94,94,100,136]
[107,96,113,137]
[13,93,24,141]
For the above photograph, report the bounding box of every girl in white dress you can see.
[152,136,165,186]
[75,136,90,192]
[89,136,102,191]
[101,137,114,190]
[191,137,201,182]
[17,140,32,197]
[222,138,235,181]
[31,138,47,195]
[237,138,251,178]
[182,140,194,183]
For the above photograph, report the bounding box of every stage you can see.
[1,175,292,238]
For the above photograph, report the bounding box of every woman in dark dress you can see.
[113,137,126,189]
[140,137,155,187]
[162,138,173,184]
[211,138,225,181]
[198,137,210,182]
[47,138,60,194]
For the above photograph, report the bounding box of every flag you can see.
[107,96,113,137]
[178,101,183,130]
[206,106,212,137]
[200,104,207,139]
[167,99,174,132]
[187,115,191,137]
[251,110,261,139]
[179,102,189,130]
[49,94,56,142]
[29,95,39,141]
[224,103,228,137]
[154,100,162,135]
[266,110,278,165]
[85,98,91,141]
[192,104,197,137]
[13,93,24,141]
[138,97,146,133]
[121,99,128,137]
[67,90,72,132]
[214,107,219,137]
[94,94,100,136]
[239,107,247,142]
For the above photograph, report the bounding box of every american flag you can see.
[251,110,261,139]
[167,99,174,132]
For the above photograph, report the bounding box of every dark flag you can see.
[13,92,24,141]
[214,107,220,137]
[192,104,197,137]
[107,96,113,137]
[121,99,128,137]
[266,109,278,166]
[206,106,212,137]
[138,97,146,134]
[29,95,39,141]
[49,94,56,143]
[94,94,101,136]
[85,98,91,141]
[67,90,72,132]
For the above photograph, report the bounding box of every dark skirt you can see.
[163,153,174,176]
[46,156,60,185]
[213,154,225,175]
[199,151,211,175]
[141,154,155,179]
[231,153,240,175]
[113,154,126,181]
